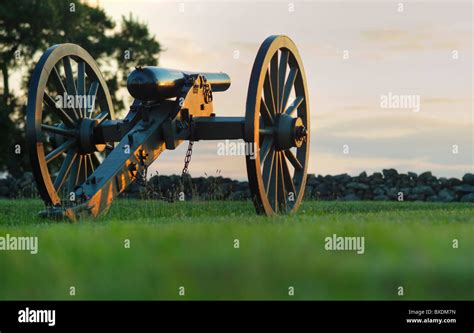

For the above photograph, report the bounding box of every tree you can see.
[0,0,162,176]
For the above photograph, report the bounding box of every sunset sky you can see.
[101,0,472,179]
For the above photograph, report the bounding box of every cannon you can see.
[26,35,310,220]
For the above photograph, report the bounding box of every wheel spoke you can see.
[270,52,279,113]
[281,67,298,115]
[43,93,76,128]
[263,70,276,117]
[45,139,75,163]
[278,50,289,113]
[92,151,104,165]
[67,155,82,194]
[260,136,273,166]
[63,56,77,96]
[263,149,275,192]
[260,98,274,126]
[54,150,77,191]
[83,155,88,180]
[94,111,109,124]
[77,61,86,118]
[50,65,66,96]
[284,96,303,116]
[271,152,280,211]
[284,149,303,171]
[265,151,277,210]
[62,56,79,120]
[41,124,75,137]
[281,152,296,202]
[86,81,99,118]
[277,152,287,211]
[88,155,95,173]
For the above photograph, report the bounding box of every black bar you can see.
[0,300,473,330]
[193,116,245,140]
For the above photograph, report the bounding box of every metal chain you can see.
[181,140,194,178]
[133,154,174,203]
[134,139,195,201]
[133,117,195,201]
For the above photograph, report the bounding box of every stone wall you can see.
[1,170,473,202]
[306,170,474,203]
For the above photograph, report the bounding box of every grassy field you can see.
[0,199,473,300]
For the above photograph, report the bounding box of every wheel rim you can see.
[27,44,115,207]
[245,35,310,215]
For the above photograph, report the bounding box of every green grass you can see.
[0,199,473,300]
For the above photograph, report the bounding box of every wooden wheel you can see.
[26,44,115,207]
[245,35,310,215]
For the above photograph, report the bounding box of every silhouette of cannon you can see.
[26,35,310,220]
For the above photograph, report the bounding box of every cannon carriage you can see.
[26,35,310,220]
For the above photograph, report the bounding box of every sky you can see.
[99,0,472,179]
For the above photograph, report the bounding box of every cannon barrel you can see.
[127,66,231,101]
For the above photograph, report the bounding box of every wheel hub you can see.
[77,118,105,154]
[275,114,307,150]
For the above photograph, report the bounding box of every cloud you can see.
[361,27,469,53]
[159,37,222,71]
[423,97,468,105]
[313,114,473,169]
[362,29,415,43]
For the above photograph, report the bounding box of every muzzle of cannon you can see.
[26,35,310,221]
